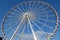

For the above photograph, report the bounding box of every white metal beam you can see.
[27,16,38,40]
[10,15,25,40]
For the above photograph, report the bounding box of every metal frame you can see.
[1,1,59,40]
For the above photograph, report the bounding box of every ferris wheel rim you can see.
[1,1,59,40]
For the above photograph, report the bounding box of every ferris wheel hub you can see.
[25,13,28,15]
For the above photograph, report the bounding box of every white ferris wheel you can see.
[1,1,59,40]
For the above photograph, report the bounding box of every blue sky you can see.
[0,0,60,40]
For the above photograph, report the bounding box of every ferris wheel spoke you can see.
[6,16,16,20]
[5,27,11,33]
[16,6,25,13]
[10,12,21,16]
[26,2,29,11]
[10,11,21,16]
[39,15,55,18]
[7,16,16,19]
[34,17,56,23]
[39,7,49,13]
[20,5,26,13]
[14,19,20,27]
[34,16,46,21]
[5,19,16,23]
[46,19,56,23]
[8,23,14,32]
[36,3,45,10]
[35,6,49,13]
[41,6,48,10]
[25,3,28,12]
[31,4,44,11]
[31,2,39,9]
[5,22,15,32]
[5,22,17,33]
[30,2,37,11]
[5,26,15,39]
[6,30,13,39]
[7,16,19,19]
[32,19,53,31]
[28,2,32,11]
[31,20,44,32]
[19,22,26,40]
[13,9,22,14]
[37,9,52,15]
[4,19,13,24]
[7,16,16,18]
[7,15,22,21]
[33,2,40,10]
[33,9,52,16]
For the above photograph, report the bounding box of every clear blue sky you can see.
[0,0,60,40]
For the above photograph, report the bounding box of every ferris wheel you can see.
[1,1,59,40]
